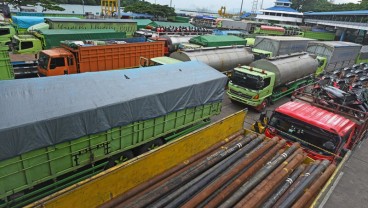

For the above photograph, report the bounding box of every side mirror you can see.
[323,141,336,151]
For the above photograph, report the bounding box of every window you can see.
[21,41,33,50]
[49,57,65,69]
[0,28,10,36]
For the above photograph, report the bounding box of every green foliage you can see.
[291,0,368,12]
[124,1,175,17]
[6,0,65,11]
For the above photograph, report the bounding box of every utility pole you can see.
[240,0,244,16]
[170,0,172,7]
[117,0,121,19]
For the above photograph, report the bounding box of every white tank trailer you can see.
[250,53,318,87]
[170,46,254,72]
[160,35,194,53]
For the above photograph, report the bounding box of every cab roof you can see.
[235,65,275,78]
[276,101,356,136]
[40,48,72,57]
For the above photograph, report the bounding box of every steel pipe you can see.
[278,159,331,208]
[292,164,337,208]
[124,134,256,208]
[238,153,306,208]
[204,139,286,208]
[218,143,301,208]
[262,165,305,208]
[183,137,279,207]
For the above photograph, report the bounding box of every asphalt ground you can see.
[214,93,368,207]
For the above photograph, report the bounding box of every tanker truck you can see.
[227,52,325,111]
[38,39,164,76]
[170,46,254,74]
[148,35,195,55]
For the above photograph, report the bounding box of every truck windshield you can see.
[231,70,266,90]
[0,28,10,36]
[38,52,50,70]
[268,112,340,155]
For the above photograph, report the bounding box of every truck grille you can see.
[229,89,253,99]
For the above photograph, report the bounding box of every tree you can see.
[124,1,175,18]
[5,0,65,11]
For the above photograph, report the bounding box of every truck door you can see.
[67,56,77,74]
[48,57,68,76]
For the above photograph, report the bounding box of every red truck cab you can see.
[265,101,357,161]
[38,48,77,76]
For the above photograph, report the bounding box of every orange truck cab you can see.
[38,48,77,76]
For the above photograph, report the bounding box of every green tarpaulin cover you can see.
[189,35,247,47]
[37,29,126,49]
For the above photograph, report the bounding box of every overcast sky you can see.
[145,0,361,13]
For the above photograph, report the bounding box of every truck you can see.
[0,24,15,50]
[302,31,335,41]
[44,18,137,37]
[170,46,254,74]
[306,41,362,72]
[37,39,164,76]
[0,61,226,208]
[227,52,326,111]
[252,36,313,59]
[265,83,367,162]
[0,49,14,80]
[11,29,127,54]
[25,110,351,208]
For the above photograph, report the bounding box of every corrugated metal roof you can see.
[256,36,312,41]
[37,29,117,35]
[304,10,368,16]
[308,41,362,48]
[150,21,194,28]
[132,19,152,26]
[276,101,356,136]
[45,18,136,23]
[263,6,300,13]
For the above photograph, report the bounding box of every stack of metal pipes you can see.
[101,131,337,208]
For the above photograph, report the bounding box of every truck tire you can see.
[256,99,268,112]
[105,150,134,169]
[136,138,164,155]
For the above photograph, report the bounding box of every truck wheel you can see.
[256,100,268,112]
[105,150,134,169]
[137,139,164,155]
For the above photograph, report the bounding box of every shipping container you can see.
[0,61,226,207]
[306,41,362,72]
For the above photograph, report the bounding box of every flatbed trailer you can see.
[26,110,351,208]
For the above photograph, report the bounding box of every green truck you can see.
[0,24,16,50]
[0,49,14,80]
[45,18,138,37]
[227,53,325,111]
[0,61,226,208]
[12,29,126,54]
